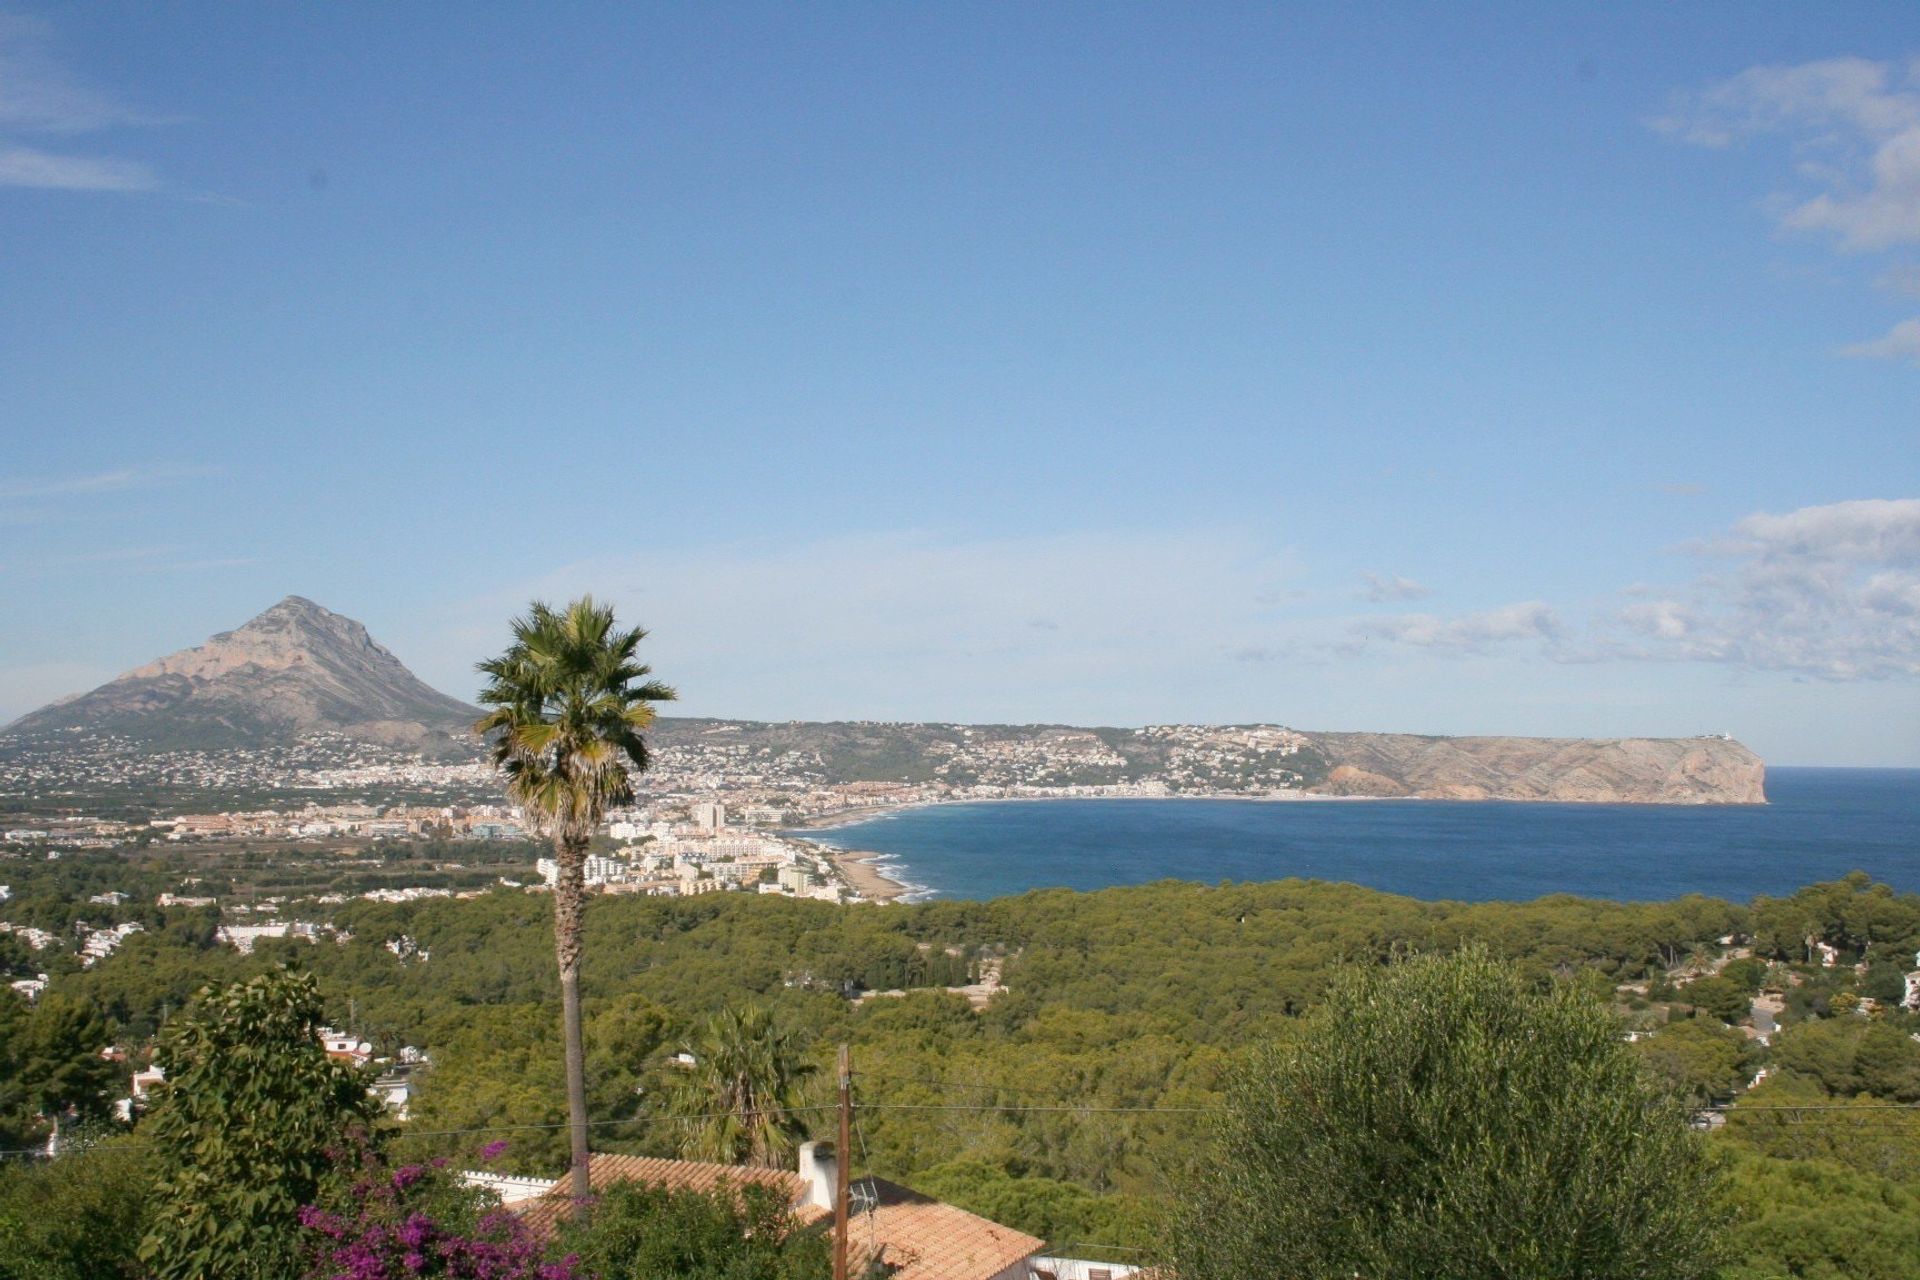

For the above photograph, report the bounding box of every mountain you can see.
[3,598,1767,803]
[4,597,480,754]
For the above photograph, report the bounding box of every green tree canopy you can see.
[0,1136,151,1280]
[663,1005,817,1169]
[1172,948,1729,1280]
[138,970,383,1280]
[1635,1017,1751,1106]
[557,1179,829,1280]
[1682,974,1753,1026]
[0,993,119,1151]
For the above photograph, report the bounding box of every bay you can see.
[803,767,1920,903]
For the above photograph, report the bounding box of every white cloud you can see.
[1620,599,1697,641]
[1360,572,1431,602]
[1655,56,1920,250]
[1651,56,1920,249]
[0,15,167,192]
[1651,57,1920,148]
[1657,56,1920,362]
[1613,498,1920,679]
[1730,496,1920,562]
[1841,317,1920,364]
[1341,500,1920,681]
[1356,601,1560,653]
[0,143,154,190]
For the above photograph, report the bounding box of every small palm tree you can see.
[664,1006,816,1168]
[475,597,675,1199]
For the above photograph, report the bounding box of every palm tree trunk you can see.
[553,828,592,1201]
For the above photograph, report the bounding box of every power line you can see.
[856,1102,1224,1115]
[1706,1103,1920,1113]
[0,1103,848,1159]
[857,1072,1107,1101]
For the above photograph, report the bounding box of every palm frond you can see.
[472,596,676,829]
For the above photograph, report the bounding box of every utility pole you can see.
[835,1043,851,1280]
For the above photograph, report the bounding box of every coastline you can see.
[819,846,914,903]
[789,788,1377,834]
[787,785,1788,905]
[789,791,1388,902]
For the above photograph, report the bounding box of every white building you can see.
[216,923,292,953]
[320,1028,374,1067]
[79,921,144,967]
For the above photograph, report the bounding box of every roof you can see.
[510,1155,1045,1280]
[849,1175,1046,1280]
[511,1154,822,1237]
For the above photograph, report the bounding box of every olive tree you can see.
[1172,948,1729,1280]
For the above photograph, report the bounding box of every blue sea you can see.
[803,767,1920,904]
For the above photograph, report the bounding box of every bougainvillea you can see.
[301,1152,581,1280]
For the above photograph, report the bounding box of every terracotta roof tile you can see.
[509,1155,1044,1280]
[511,1154,822,1237]
[847,1177,1045,1280]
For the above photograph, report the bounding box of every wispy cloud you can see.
[428,528,1315,721]
[0,13,163,132]
[0,142,155,191]
[0,464,212,501]
[1653,56,1920,249]
[1360,572,1431,603]
[1352,602,1560,654]
[1353,499,1920,680]
[1841,318,1920,364]
[0,14,171,192]
[1605,498,1920,679]
[1655,56,1920,362]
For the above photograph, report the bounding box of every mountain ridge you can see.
[642,717,1767,804]
[4,596,479,755]
[3,600,1767,802]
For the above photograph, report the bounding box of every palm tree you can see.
[475,597,674,1199]
[663,1005,816,1168]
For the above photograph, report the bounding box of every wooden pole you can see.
[835,1043,851,1280]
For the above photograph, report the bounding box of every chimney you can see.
[797,1140,835,1211]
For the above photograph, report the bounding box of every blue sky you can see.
[2,3,1917,765]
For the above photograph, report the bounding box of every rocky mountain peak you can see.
[4,598,480,755]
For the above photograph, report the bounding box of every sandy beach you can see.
[821,846,910,901]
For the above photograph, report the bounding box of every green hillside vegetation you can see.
[4,872,1920,1275]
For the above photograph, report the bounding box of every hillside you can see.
[4,596,479,756]
[1306,731,1767,804]
[1,597,1765,803]
[646,717,1767,804]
